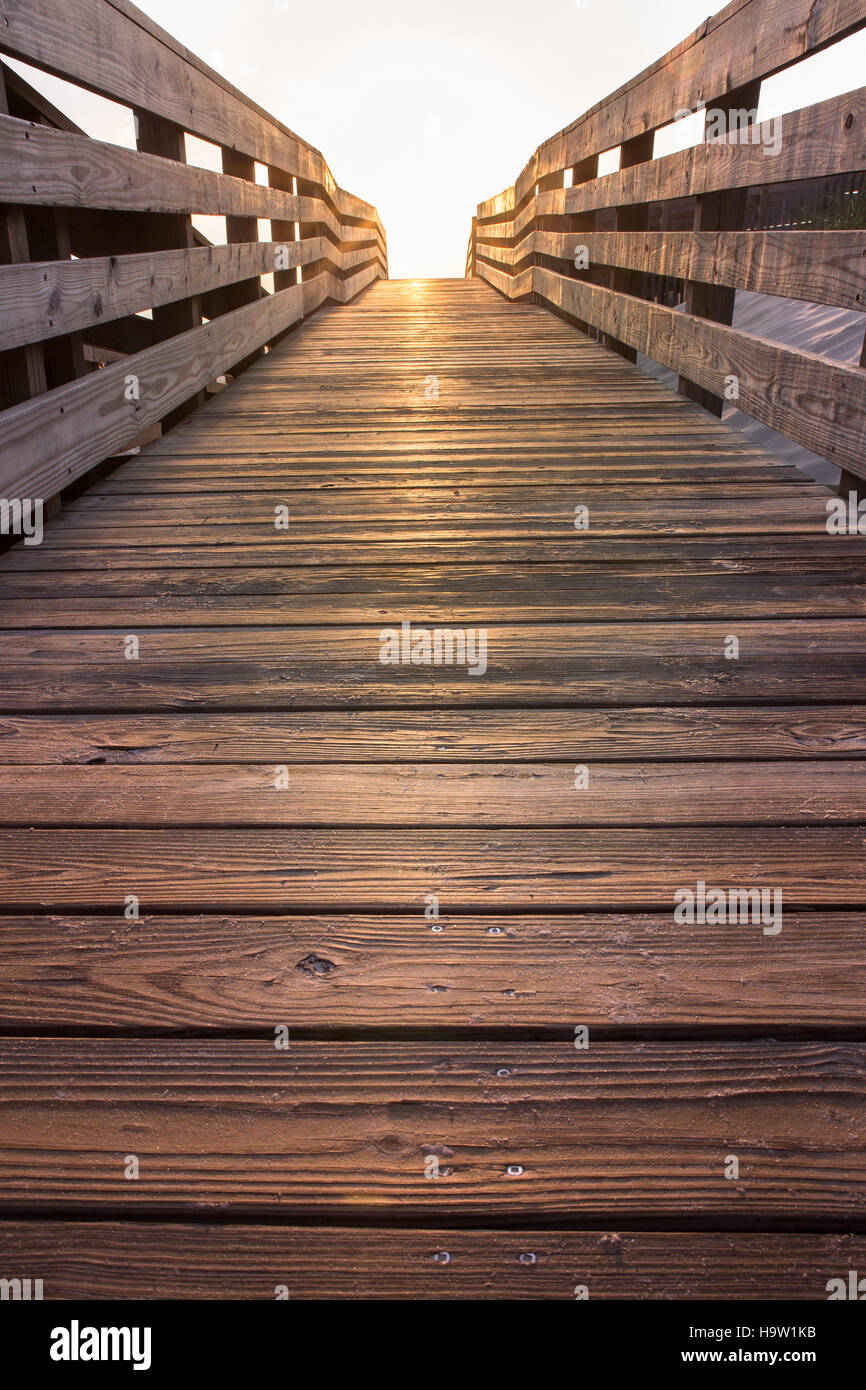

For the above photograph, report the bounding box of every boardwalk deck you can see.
[1,278,865,1298]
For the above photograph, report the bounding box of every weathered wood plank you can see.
[77,458,815,488]
[0,114,304,219]
[9,556,856,592]
[0,69,49,410]
[0,240,334,352]
[0,1221,861,1298]
[61,482,834,511]
[481,229,866,313]
[0,1040,862,1218]
[7,536,864,570]
[0,265,381,502]
[3,561,864,623]
[0,621,863,709]
[37,494,835,544]
[1,761,864,826]
[530,266,866,477]
[480,0,866,213]
[0,706,864,763]
[0,826,863,909]
[0,912,862,1029]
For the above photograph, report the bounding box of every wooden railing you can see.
[467,0,866,484]
[0,0,387,506]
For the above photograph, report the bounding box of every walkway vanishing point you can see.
[0,0,865,1299]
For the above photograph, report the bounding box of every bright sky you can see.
[6,0,866,278]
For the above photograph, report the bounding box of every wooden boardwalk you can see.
[0,277,865,1297]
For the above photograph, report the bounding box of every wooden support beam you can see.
[221,149,262,309]
[840,330,866,499]
[607,130,654,362]
[23,207,87,391]
[221,146,263,372]
[0,67,47,412]
[565,154,600,335]
[678,80,763,414]
[297,176,333,284]
[0,263,380,502]
[480,230,866,316]
[134,110,205,428]
[531,264,866,477]
[268,164,300,293]
[479,0,866,214]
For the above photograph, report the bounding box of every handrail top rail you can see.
[104,0,323,164]
[0,0,384,228]
[478,0,866,220]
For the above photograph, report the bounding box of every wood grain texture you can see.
[0,826,864,910]
[84,460,815,487]
[0,913,862,1029]
[0,1039,862,1219]
[1,621,864,709]
[0,239,334,352]
[7,557,866,625]
[0,760,864,826]
[480,229,866,313]
[0,1221,862,1298]
[478,0,866,211]
[6,536,864,569]
[516,267,866,476]
[1,272,864,1282]
[3,558,866,625]
[1,707,864,763]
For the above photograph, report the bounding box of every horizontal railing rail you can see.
[467,0,866,483]
[0,0,387,504]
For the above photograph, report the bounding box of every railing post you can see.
[269,165,300,293]
[134,110,205,426]
[467,216,477,277]
[677,79,762,415]
[840,331,866,500]
[566,154,599,336]
[26,209,87,391]
[605,130,654,361]
[297,178,330,286]
[221,146,264,371]
[0,67,48,412]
